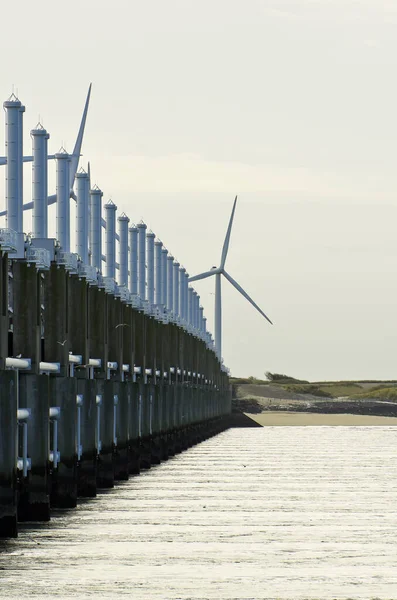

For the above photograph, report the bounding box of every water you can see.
[1,427,396,599]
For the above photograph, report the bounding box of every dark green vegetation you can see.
[231,372,397,401]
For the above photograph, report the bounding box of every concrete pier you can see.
[0,371,18,537]
[18,374,50,521]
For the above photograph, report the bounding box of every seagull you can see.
[115,323,130,329]
[57,340,68,346]
[14,353,22,359]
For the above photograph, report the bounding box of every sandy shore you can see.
[246,411,397,426]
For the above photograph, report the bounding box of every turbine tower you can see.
[188,196,272,361]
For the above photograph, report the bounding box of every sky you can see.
[1,0,397,381]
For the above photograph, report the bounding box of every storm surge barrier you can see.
[0,86,231,538]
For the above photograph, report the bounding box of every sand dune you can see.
[247,411,397,426]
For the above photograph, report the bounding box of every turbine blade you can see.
[223,270,273,325]
[188,269,219,283]
[69,83,92,192]
[220,195,237,269]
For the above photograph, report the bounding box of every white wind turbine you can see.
[188,196,273,361]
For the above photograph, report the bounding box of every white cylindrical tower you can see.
[173,261,180,317]
[104,200,117,279]
[184,272,189,323]
[128,224,138,295]
[179,266,186,320]
[55,148,71,251]
[31,124,49,239]
[167,254,174,312]
[199,306,204,332]
[195,293,200,329]
[188,287,194,326]
[161,247,168,307]
[118,212,130,286]
[75,169,90,263]
[89,185,103,271]
[4,94,24,233]
[154,239,163,306]
[137,222,147,300]
[146,231,155,305]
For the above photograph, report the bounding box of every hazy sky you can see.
[1,0,397,381]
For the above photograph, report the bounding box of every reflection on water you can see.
[1,427,396,599]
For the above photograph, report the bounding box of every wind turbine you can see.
[188,196,272,361]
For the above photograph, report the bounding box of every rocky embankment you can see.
[233,384,397,417]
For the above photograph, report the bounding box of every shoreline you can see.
[245,411,397,426]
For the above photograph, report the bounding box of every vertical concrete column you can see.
[161,247,168,308]
[87,285,107,378]
[12,262,40,370]
[113,381,130,481]
[96,379,114,488]
[188,287,194,327]
[173,261,180,318]
[68,275,88,366]
[50,377,78,508]
[104,200,117,279]
[137,222,147,301]
[179,266,186,321]
[127,380,140,474]
[0,371,18,537]
[118,213,130,287]
[154,239,163,306]
[107,293,123,380]
[146,231,155,305]
[167,254,174,313]
[31,124,49,239]
[89,186,103,271]
[0,252,9,363]
[18,374,50,521]
[4,94,24,233]
[77,378,97,497]
[75,170,90,264]
[128,224,138,295]
[55,149,71,252]
[43,264,69,375]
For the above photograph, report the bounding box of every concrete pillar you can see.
[76,378,97,497]
[104,200,117,279]
[137,222,147,301]
[0,252,9,363]
[113,381,129,481]
[88,286,107,378]
[128,225,138,295]
[173,261,180,317]
[18,374,50,521]
[0,371,18,537]
[89,186,103,271]
[127,381,140,474]
[154,239,163,306]
[12,262,41,371]
[75,170,90,264]
[96,379,115,488]
[161,247,168,307]
[43,264,69,376]
[55,149,71,252]
[50,377,78,508]
[31,124,49,239]
[146,231,155,305]
[118,213,130,287]
[167,254,174,312]
[4,95,24,233]
[68,275,88,366]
